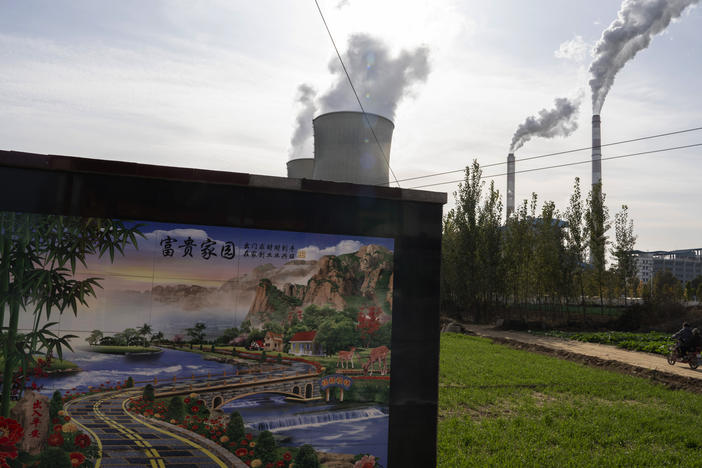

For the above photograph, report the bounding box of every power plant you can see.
[286,111,394,186]
[506,153,515,217]
[592,114,602,185]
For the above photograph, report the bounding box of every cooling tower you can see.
[507,153,515,217]
[286,158,314,179]
[312,111,394,186]
[592,115,602,185]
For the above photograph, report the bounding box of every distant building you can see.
[634,248,702,284]
[289,331,323,356]
[264,331,283,352]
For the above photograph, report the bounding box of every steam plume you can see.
[590,0,699,114]
[319,33,430,120]
[509,97,581,153]
[289,84,317,158]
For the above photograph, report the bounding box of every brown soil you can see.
[460,324,702,394]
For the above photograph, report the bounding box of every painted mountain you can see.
[246,244,393,327]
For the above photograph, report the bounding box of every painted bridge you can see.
[154,370,321,410]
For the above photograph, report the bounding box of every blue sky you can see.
[1,1,700,251]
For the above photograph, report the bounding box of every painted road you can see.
[65,391,229,468]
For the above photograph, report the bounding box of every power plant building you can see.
[634,248,702,284]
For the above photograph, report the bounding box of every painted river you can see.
[31,347,388,461]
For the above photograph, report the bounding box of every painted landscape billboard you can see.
[1,211,394,467]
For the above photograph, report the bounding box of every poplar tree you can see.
[585,183,610,310]
[611,204,637,305]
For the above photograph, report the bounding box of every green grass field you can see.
[438,333,702,467]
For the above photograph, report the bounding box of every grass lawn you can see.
[438,333,702,467]
[90,345,161,355]
[0,356,78,372]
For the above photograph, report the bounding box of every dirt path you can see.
[461,324,702,393]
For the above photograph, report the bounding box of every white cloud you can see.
[554,35,590,62]
[300,240,362,261]
[145,229,210,241]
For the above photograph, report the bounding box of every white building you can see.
[634,248,702,285]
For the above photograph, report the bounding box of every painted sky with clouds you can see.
[77,220,393,288]
[1,1,700,251]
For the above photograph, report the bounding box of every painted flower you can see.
[62,422,79,433]
[48,432,64,447]
[251,460,262,468]
[354,455,376,468]
[53,424,63,433]
[220,435,229,443]
[184,397,191,404]
[0,416,23,463]
[189,393,199,399]
[282,452,292,461]
[249,441,256,448]
[64,415,71,422]
[191,406,199,413]
[74,433,91,449]
[245,433,253,440]
[69,452,86,467]
[235,447,249,457]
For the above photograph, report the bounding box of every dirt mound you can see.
[489,336,702,394]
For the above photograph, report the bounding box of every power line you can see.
[390,125,702,186]
[408,142,702,190]
[313,0,400,187]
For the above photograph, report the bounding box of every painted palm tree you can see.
[138,323,153,346]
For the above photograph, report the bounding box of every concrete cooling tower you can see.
[286,158,314,179]
[312,111,394,186]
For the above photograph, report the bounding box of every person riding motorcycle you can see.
[673,322,694,358]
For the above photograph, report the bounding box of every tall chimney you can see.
[507,153,515,217]
[592,115,602,185]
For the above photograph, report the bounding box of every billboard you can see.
[0,151,444,467]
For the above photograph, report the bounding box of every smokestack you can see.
[507,153,515,217]
[312,111,394,186]
[592,115,602,185]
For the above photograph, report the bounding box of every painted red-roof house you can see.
[264,331,283,352]
[289,330,323,356]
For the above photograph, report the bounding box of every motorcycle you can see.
[667,342,700,369]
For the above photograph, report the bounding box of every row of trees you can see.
[441,161,639,322]
[86,324,165,347]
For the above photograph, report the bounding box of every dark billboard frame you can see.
[0,150,445,467]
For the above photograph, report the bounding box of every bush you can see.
[294,444,320,468]
[254,430,277,464]
[143,384,155,402]
[226,411,245,441]
[50,390,63,420]
[125,376,134,388]
[211,343,216,352]
[38,447,71,468]
[166,396,185,421]
[276,353,282,364]
[260,350,267,363]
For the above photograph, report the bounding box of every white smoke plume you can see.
[589,0,699,114]
[289,84,317,159]
[509,97,581,153]
[318,33,430,120]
